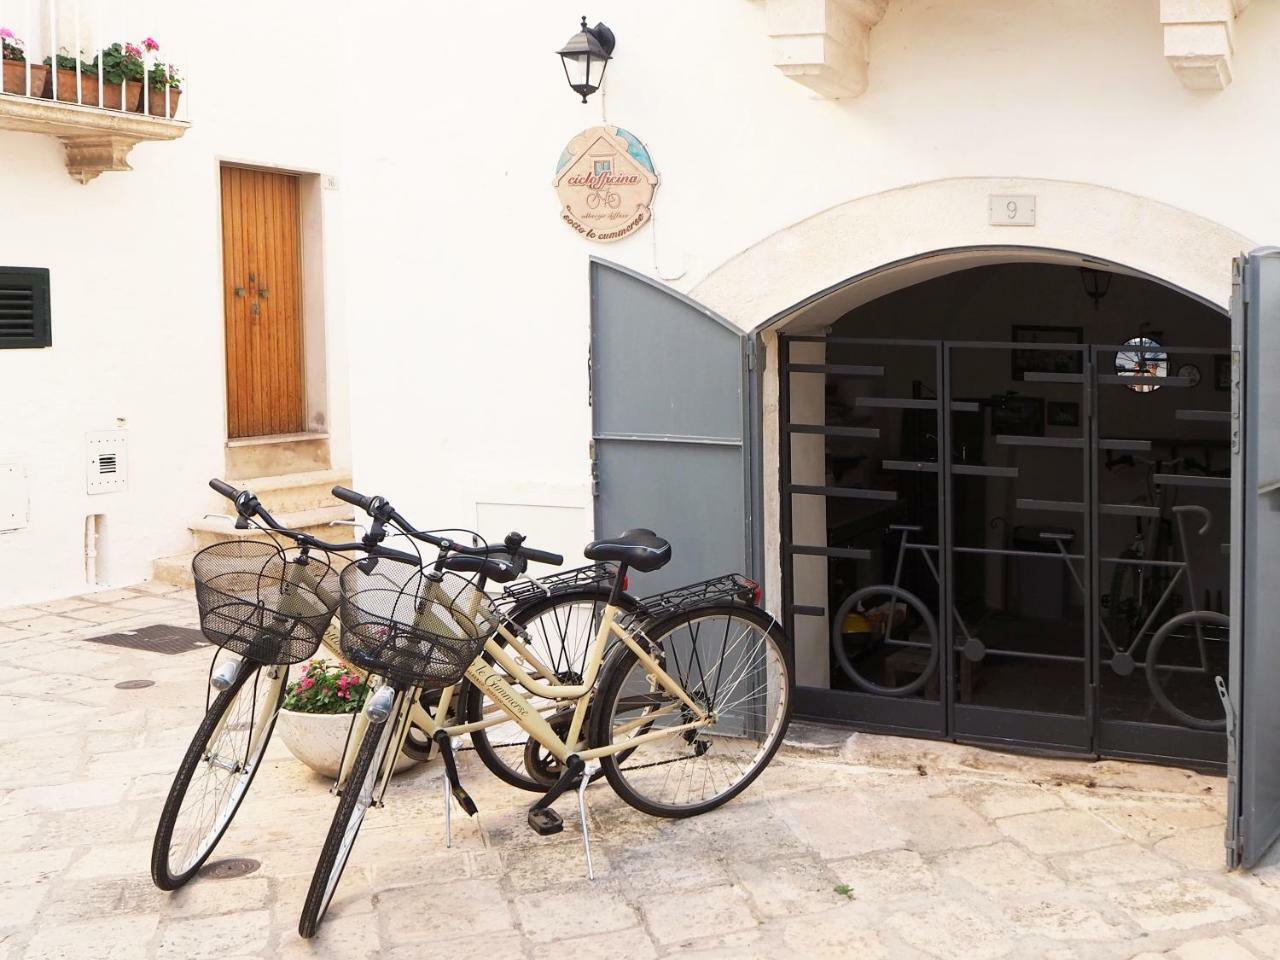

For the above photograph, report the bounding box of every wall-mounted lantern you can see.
[557,16,615,103]
[1080,267,1113,310]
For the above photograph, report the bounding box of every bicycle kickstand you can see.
[526,754,599,880]
[433,732,477,849]
[577,760,600,881]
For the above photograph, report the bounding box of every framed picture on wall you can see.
[1011,325,1085,381]
[991,394,1044,437]
[1047,400,1080,428]
[1214,354,1232,392]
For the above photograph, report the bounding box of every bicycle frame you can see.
[336,599,712,793]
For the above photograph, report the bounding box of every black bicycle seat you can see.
[584,529,671,572]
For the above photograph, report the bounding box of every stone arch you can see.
[691,177,1253,328]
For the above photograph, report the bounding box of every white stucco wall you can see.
[0,1,349,603]
[341,0,1277,576]
[4,0,1279,605]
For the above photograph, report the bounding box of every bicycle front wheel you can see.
[298,690,403,939]
[1145,610,1230,732]
[151,659,284,890]
[590,604,791,818]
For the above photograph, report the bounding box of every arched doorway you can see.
[588,184,1280,867]
[772,254,1231,768]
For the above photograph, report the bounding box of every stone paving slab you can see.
[0,583,1278,959]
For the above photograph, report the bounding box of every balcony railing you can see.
[0,0,188,181]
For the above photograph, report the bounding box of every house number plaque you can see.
[990,194,1036,226]
[554,126,658,243]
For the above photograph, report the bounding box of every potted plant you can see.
[1,28,47,98]
[86,42,145,110]
[276,659,419,778]
[140,38,181,117]
[41,49,97,104]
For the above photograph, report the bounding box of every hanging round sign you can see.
[553,125,658,243]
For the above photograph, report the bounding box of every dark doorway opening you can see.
[782,262,1230,768]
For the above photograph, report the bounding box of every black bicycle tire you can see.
[464,586,638,792]
[150,660,283,891]
[298,692,401,939]
[830,585,939,697]
[591,603,793,819]
[1144,609,1229,732]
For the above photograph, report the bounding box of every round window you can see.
[1115,336,1168,393]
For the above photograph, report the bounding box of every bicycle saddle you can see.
[584,528,671,572]
[442,553,523,584]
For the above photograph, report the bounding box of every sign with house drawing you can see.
[553,126,658,242]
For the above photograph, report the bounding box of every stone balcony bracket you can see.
[0,95,188,183]
[757,0,1252,100]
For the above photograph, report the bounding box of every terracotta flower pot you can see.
[141,86,180,117]
[276,708,421,779]
[43,68,143,110]
[2,60,47,97]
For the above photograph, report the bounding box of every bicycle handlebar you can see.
[208,478,417,563]
[209,478,239,500]
[330,484,564,566]
[331,484,375,513]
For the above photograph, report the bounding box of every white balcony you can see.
[0,0,188,182]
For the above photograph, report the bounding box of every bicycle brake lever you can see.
[329,519,369,538]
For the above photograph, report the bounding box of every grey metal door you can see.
[589,260,757,594]
[1229,247,1280,868]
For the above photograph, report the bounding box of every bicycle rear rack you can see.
[496,562,618,609]
[633,574,759,621]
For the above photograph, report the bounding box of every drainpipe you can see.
[85,513,102,585]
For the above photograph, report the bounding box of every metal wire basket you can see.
[192,540,340,665]
[338,559,500,689]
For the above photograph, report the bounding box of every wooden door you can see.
[221,165,304,438]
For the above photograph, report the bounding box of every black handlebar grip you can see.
[520,546,564,567]
[332,485,374,512]
[209,478,240,501]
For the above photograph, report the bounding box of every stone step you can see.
[222,468,354,515]
[225,432,331,480]
[189,504,356,551]
[151,552,196,589]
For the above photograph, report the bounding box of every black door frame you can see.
[783,330,1229,767]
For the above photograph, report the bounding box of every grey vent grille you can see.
[0,268,51,349]
[0,284,35,339]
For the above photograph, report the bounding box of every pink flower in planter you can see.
[125,43,142,59]
[0,28,15,40]
[300,676,315,690]
[142,36,159,52]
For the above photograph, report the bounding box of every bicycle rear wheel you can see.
[298,689,403,939]
[591,604,791,818]
[151,659,284,890]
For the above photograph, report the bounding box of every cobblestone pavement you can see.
[2,583,1279,959]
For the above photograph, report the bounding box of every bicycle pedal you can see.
[527,807,564,836]
[452,785,478,817]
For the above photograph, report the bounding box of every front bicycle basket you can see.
[338,560,499,689]
[192,541,340,665]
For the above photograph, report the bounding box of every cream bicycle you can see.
[151,480,632,891]
[299,488,793,938]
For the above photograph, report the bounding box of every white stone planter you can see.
[276,708,420,779]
